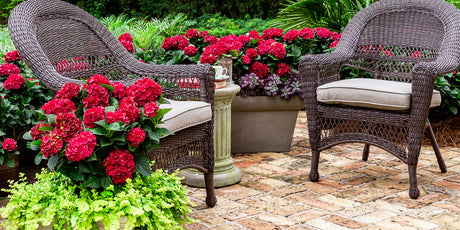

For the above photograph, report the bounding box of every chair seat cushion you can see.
[317,78,441,111]
[159,99,212,134]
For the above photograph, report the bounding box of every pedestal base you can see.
[178,164,241,188]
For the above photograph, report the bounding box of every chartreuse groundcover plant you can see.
[0,73,196,229]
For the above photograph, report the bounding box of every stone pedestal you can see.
[179,84,241,188]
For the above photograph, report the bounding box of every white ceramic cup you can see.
[213,66,227,77]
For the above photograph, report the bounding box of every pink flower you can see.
[204,36,218,45]
[40,131,64,158]
[118,33,133,43]
[0,63,20,76]
[249,62,270,78]
[31,122,51,140]
[55,82,80,99]
[262,28,283,39]
[4,50,22,63]
[283,29,301,42]
[3,74,25,90]
[246,48,258,60]
[127,78,162,106]
[102,149,136,184]
[276,63,290,76]
[87,74,111,85]
[2,138,17,152]
[112,82,128,99]
[238,35,251,44]
[54,113,83,141]
[185,28,199,39]
[242,55,252,64]
[119,97,140,124]
[200,52,217,64]
[83,106,106,128]
[143,102,159,118]
[199,30,210,38]
[316,28,333,39]
[268,42,286,59]
[333,33,342,41]
[249,30,261,40]
[42,99,76,114]
[127,127,146,147]
[106,110,128,124]
[329,40,339,48]
[65,131,97,161]
[184,45,198,56]
[82,84,110,108]
[120,40,134,53]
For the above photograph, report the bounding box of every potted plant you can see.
[0,74,197,229]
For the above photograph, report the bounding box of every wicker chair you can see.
[8,0,217,207]
[300,0,460,199]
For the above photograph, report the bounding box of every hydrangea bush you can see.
[25,74,171,188]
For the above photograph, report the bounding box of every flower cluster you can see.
[4,50,22,63]
[118,33,134,53]
[2,138,17,152]
[0,138,19,167]
[0,63,21,76]
[3,74,25,90]
[28,74,167,188]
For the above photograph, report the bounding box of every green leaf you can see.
[30,139,41,151]
[0,130,5,136]
[5,157,14,167]
[91,127,108,136]
[291,45,301,57]
[87,176,101,188]
[35,154,43,165]
[0,155,4,165]
[78,163,91,173]
[48,155,59,169]
[108,122,122,131]
[135,156,151,176]
[69,170,85,181]
[100,138,114,147]
[100,176,112,188]
[38,126,54,131]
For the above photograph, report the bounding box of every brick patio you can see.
[185,111,460,230]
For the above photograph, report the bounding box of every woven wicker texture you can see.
[299,0,460,199]
[8,0,217,207]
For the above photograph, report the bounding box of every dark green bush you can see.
[192,14,272,37]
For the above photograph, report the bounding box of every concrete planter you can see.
[231,96,305,153]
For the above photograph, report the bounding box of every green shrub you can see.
[433,71,460,116]
[193,14,272,37]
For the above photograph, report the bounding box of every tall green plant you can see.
[0,28,15,55]
[271,0,376,31]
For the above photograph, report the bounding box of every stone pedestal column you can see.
[179,84,241,187]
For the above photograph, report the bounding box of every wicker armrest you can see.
[299,51,351,86]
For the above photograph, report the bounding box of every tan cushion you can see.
[159,99,212,134]
[317,78,441,111]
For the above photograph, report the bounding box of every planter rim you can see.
[231,95,305,112]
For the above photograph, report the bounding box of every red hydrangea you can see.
[199,30,210,38]
[246,48,258,60]
[4,50,22,63]
[262,28,283,39]
[31,122,51,140]
[106,110,128,124]
[185,28,199,39]
[237,35,251,44]
[184,45,198,56]
[82,84,110,108]
[55,82,80,99]
[242,55,252,64]
[0,63,20,76]
[257,39,275,55]
[2,138,17,152]
[87,74,111,85]
[316,28,333,39]
[119,97,140,124]
[127,127,146,147]
[120,40,134,53]
[102,149,136,184]
[40,131,64,158]
[42,99,76,114]
[249,62,270,78]
[276,63,290,76]
[249,30,261,40]
[333,33,342,41]
[3,74,25,90]
[143,102,159,118]
[161,36,177,50]
[269,42,286,59]
[283,29,301,42]
[300,28,315,39]
[329,40,339,48]
[204,36,218,45]
[84,106,106,128]
[200,52,217,64]
[128,78,162,106]
[65,131,97,161]
[161,35,189,51]
[118,33,133,43]
[112,82,128,99]
[54,113,83,141]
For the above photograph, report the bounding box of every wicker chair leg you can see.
[362,144,370,161]
[426,122,447,173]
[204,172,217,207]
[309,150,320,182]
[408,164,421,199]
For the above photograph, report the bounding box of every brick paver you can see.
[185,112,460,229]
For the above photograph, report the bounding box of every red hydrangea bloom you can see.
[54,113,83,141]
[249,62,270,78]
[4,50,22,63]
[300,28,315,39]
[65,131,97,162]
[0,63,20,76]
[119,97,140,124]
[411,51,422,58]
[127,127,146,147]
[120,40,134,53]
[42,99,76,114]
[316,28,333,39]
[112,82,128,99]
[237,35,251,44]
[333,33,342,41]
[204,36,218,45]
[55,82,80,99]
[276,63,290,76]
[127,78,162,106]
[31,122,51,140]
[184,45,198,56]
[283,29,301,42]
[118,33,133,43]
[185,28,199,39]
[106,110,128,124]
[242,55,252,64]
[3,74,25,90]
[262,28,283,39]
[257,39,275,55]
[200,52,217,64]
[83,106,105,128]
[102,149,136,184]
[82,84,110,108]
[330,40,339,48]
[161,36,177,50]
[2,138,17,152]
[87,74,111,85]
[199,30,210,38]
[246,48,258,60]
[176,35,189,50]
[249,30,261,40]
[161,35,189,50]
[143,102,159,118]
[40,131,64,158]
[269,42,287,59]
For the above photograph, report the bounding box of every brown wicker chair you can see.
[300,0,460,199]
[8,0,217,206]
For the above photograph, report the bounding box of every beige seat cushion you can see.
[159,99,212,135]
[317,78,441,111]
